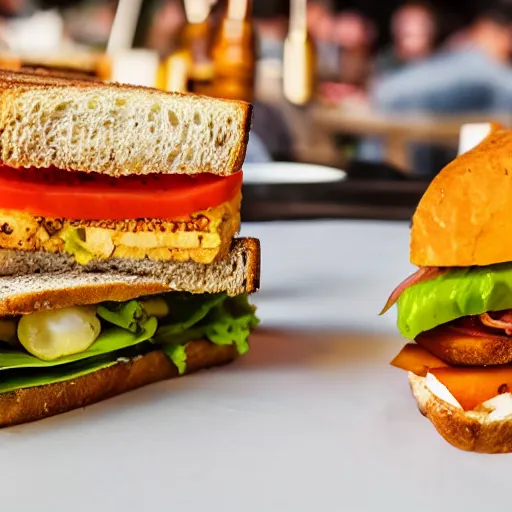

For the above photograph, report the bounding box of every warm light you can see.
[227,0,249,21]
[110,49,160,88]
[183,0,211,23]
[283,0,315,106]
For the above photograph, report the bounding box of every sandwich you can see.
[382,123,512,453]
[0,69,260,427]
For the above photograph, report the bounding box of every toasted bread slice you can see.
[409,372,512,453]
[0,69,252,177]
[0,237,260,316]
[0,341,238,428]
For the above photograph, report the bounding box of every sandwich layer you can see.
[0,340,238,428]
[0,77,252,177]
[391,343,512,410]
[0,192,240,265]
[0,237,259,315]
[409,373,512,453]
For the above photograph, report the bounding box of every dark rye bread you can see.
[0,238,260,316]
[0,341,238,427]
[0,68,252,177]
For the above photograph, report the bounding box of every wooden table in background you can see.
[310,106,512,171]
[255,74,512,171]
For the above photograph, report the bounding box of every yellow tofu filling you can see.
[0,192,241,264]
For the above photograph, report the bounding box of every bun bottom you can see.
[0,340,238,428]
[409,373,512,453]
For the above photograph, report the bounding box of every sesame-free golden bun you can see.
[411,123,512,267]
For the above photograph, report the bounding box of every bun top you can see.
[411,123,512,267]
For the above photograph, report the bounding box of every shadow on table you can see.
[4,328,403,435]
[236,327,403,371]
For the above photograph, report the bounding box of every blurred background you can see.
[1,0,511,220]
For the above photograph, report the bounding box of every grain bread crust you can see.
[409,372,512,453]
[410,122,512,267]
[0,341,238,427]
[0,238,260,315]
[0,69,252,177]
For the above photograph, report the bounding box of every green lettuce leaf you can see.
[202,294,260,355]
[397,262,512,339]
[0,293,258,392]
[162,343,188,375]
[0,355,119,393]
[0,317,157,370]
[97,300,147,333]
[156,294,259,355]
[157,293,226,335]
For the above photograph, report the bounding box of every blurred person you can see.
[374,1,437,77]
[252,0,289,61]
[0,0,72,52]
[145,0,185,57]
[444,27,471,49]
[0,0,34,18]
[307,0,333,41]
[248,1,293,160]
[62,0,116,49]
[307,0,339,79]
[245,131,272,163]
[364,0,512,176]
[0,0,31,48]
[374,2,512,114]
[335,10,375,87]
[319,11,375,106]
[251,100,294,161]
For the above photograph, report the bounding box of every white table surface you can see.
[2,220,508,512]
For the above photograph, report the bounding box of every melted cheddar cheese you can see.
[0,192,241,264]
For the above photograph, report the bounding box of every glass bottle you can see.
[283,0,315,105]
[210,0,255,102]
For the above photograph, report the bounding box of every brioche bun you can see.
[410,123,512,267]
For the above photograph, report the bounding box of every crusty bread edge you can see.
[0,340,238,428]
[409,372,512,453]
[0,236,261,316]
[233,102,253,172]
[241,237,261,294]
[0,279,176,317]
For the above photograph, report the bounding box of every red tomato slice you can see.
[0,165,242,220]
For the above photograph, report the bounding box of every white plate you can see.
[242,162,347,185]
